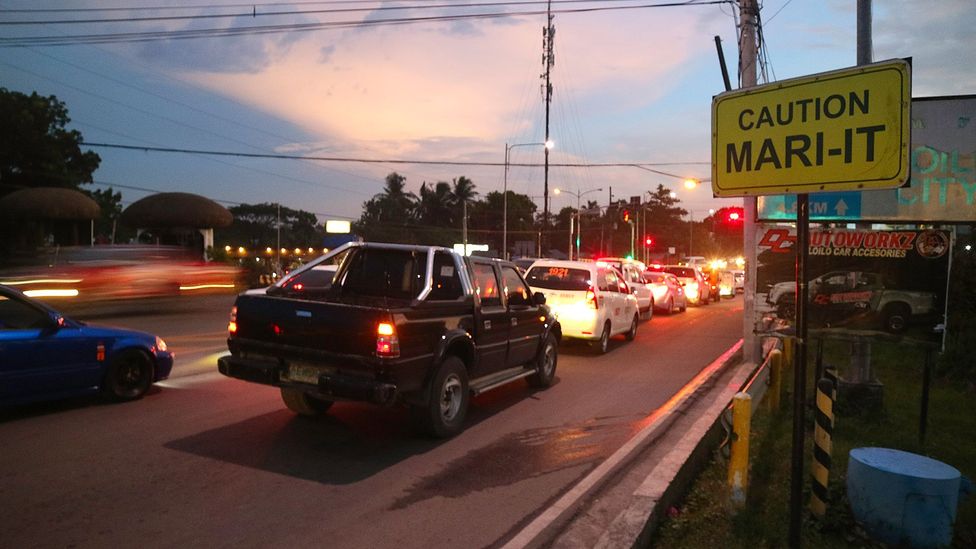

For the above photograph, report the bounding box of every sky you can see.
[1,0,974,229]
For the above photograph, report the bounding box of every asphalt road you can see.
[1,293,743,549]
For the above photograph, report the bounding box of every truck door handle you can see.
[511,317,518,326]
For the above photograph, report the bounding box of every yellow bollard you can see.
[810,378,835,518]
[768,349,782,412]
[728,392,751,509]
[782,336,795,371]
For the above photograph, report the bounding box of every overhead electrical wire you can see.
[81,141,708,179]
[0,1,733,47]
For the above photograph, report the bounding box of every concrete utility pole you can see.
[542,0,554,256]
[740,0,759,368]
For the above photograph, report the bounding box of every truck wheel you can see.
[102,349,154,402]
[881,303,911,333]
[625,314,639,341]
[528,333,558,388]
[416,356,469,438]
[280,387,333,416]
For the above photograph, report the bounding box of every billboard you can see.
[754,226,951,343]
[758,95,976,221]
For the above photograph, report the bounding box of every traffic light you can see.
[622,209,631,223]
[644,235,653,247]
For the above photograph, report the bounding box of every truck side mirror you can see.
[533,292,547,305]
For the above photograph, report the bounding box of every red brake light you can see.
[586,287,598,309]
[228,306,238,334]
[376,321,400,357]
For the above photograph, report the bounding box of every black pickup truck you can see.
[218,242,561,437]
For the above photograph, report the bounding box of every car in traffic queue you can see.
[0,284,174,407]
[732,270,745,294]
[662,265,711,306]
[642,271,687,315]
[596,257,654,319]
[524,259,639,353]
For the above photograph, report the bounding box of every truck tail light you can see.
[228,306,238,334]
[376,321,400,358]
[585,287,598,309]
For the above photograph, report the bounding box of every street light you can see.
[553,186,602,260]
[504,140,553,259]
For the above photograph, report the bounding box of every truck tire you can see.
[881,302,911,333]
[528,333,558,388]
[415,356,469,438]
[280,387,333,416]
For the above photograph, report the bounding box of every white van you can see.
[524,259,640,353]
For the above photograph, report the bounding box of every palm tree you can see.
[417,181,454,227]
[449,176,477,248]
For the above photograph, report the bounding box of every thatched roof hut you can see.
[0,187,100,220]
[121,192,232,228]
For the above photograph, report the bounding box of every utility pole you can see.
[541,0,554,256]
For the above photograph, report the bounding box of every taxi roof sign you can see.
[711,59,910,197]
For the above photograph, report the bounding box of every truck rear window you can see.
[525,266,591,291]
[339,248,427,299]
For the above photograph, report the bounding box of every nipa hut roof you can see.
[121,192,232,229]
[0,187,100,220]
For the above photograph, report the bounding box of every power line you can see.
[81,141,709,178]
[0,1,732,47]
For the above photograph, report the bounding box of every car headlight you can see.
[156,336,168,352]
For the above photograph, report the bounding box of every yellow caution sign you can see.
[712,59,911,197]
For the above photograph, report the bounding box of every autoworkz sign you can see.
[711,59,911,197]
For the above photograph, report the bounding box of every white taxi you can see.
[524,259,640,353]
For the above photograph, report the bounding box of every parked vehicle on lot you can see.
[766,271,936,332]
[525,259,639,353]
[218,242,560,438]
[597,257,653,319]
[643,271,687,314]
[0,284,174,406]
[663,265,710,305]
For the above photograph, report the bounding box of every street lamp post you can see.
[688,208,716,258]
[504,141,553,259]
[553,186,602,260]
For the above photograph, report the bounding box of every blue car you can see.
[0,285,174,407]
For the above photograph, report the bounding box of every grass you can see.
[652,340,976,548]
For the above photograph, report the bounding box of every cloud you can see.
[874,0,976,96]
[179,7,724,160]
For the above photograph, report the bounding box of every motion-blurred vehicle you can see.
[525,259,639,353]
[663,265,710,306]
[0,284,174,407]
[597,257,653,319]
[643,271,687,314]
[0,245,241,302]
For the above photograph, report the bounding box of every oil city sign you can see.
[711,59,911,197]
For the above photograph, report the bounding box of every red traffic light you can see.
[622,209,631,223]
[644,235,653,247]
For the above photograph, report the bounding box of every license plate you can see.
[286,363,330,385]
